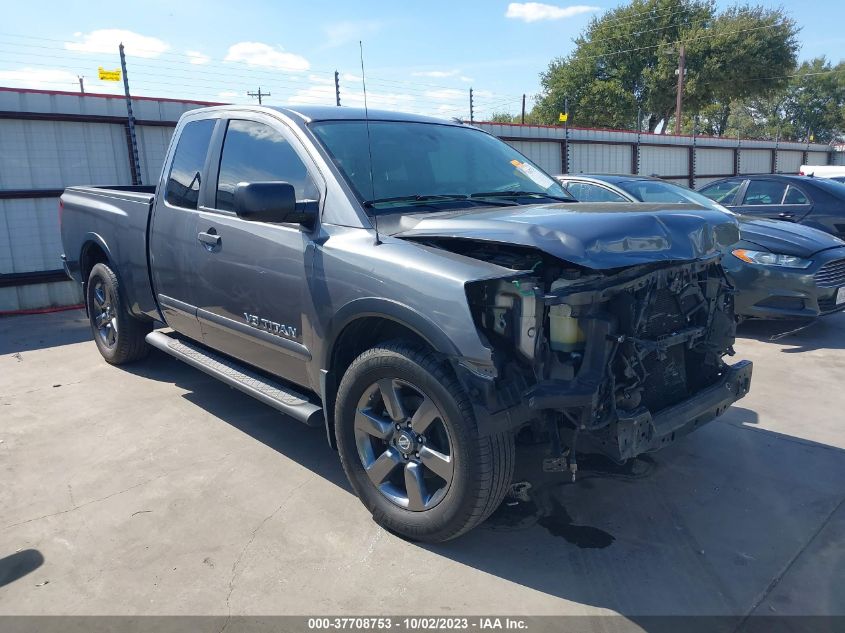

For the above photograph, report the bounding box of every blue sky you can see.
[1,0,843,119]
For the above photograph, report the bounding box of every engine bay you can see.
[447,239,747,465]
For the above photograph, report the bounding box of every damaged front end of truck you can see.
[397,204,753,470]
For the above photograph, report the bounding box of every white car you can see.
[799,165,845,182]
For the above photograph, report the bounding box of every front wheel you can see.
[86,263,151,365]
[335,342,514,542]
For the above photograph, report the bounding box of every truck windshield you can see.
[310,120,573,212]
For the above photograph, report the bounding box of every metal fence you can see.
[476,122,832,189]
[0,86,835,312]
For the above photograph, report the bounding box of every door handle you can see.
[778,213,795,221]
[198,230,221,248]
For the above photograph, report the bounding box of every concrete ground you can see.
[1,309,844,619]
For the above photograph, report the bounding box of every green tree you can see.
[690,5,798,135]
[533,0,798,133]
[488,112,518,123]
[782,58,845,143]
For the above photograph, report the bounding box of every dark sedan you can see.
[557,174,845,320]
[698,174,845,241]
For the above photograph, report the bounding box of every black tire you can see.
[335,341,514,542]
[86,263,151,365]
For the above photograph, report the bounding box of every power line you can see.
[575,22,783,62]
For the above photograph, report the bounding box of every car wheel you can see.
[335,341,514,542]
[86,263,151,365]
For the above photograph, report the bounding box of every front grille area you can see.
[815,258,845,288]
[640,345,688,412]
[641,288,686,337]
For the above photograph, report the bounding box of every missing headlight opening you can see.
[459,241,748,470]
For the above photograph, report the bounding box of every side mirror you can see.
[233,181,317,226]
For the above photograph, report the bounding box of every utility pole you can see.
[334,70,341,107]
[469,88,474,124]
[119,43,142,186]
[674,44,686,134]
[521,94,526,124]
[247,87,270,105]
[77,76,85,94]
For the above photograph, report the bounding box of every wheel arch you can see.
[80,233,114,283]
[319,298,462,449]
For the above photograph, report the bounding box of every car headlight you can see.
[732,249,813,268]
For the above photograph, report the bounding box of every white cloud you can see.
[424,88,465,101]
[288,80,415,111]
[412,69,460,78]
[65,29,170,58]
[505,2,599,22]
[324,20,382,48]
[308,74,334,85]
[186,50,210,65]
[0,67,79,90]
[459,76,473,83]
[224,42,309,71]
[218,91,238,98]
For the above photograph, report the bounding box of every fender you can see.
[320,296,461,371]
[315,297,466,449]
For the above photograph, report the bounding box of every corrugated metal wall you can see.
[639,145,688,177]
[0,89,835,311]
[738,149,770,174]
[569,143,631,174]
[0,88,210,312]
[695,148,733,176]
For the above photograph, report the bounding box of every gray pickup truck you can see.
[60,105,752,541]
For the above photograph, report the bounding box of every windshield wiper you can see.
[363,194,469,208]
[470,190,574,202]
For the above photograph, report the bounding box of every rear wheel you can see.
[86,263,151,364]
[335,341,514,542]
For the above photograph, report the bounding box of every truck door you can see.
[193,115,322,388]
[149,117,217,342]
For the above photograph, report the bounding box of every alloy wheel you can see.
[92,279,118,348]
[354,378,454,511]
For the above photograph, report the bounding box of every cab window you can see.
[216,119,318,212]
[165,119,215,210]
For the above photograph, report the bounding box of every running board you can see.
[146,331,324,427]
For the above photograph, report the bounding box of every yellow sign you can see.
[810,134,815,142]
[559,112,568,123]
[98,67,121,82]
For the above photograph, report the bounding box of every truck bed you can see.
[60,185,160,320]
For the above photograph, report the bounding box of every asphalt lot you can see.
[1,309,844,619]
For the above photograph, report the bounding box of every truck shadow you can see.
[0,549,44,588]
[0,309,90,355]
[125,349,845,621]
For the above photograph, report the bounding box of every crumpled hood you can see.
[390,202,740,270]
[738,215,845,257]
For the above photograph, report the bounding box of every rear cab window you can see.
[165,119,216,209]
